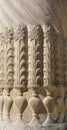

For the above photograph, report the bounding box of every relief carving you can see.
[0,33,4,121]
[0,23,65,128]
[14,24,28,125]
[4,27,14,122]
[28,25,43,125]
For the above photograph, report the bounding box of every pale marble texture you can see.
[0,0,67,39]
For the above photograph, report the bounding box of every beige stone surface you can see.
[0,0,66,130]
[0,0,67,39]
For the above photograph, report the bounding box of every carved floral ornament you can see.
[0,23,66,130]
[0,0,66,130]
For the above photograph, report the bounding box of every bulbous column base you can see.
[28,87,42,126]
[14,88,27,126]
[14,115,26,126]
[29,115,40,125]
[4,88,13,123]
[43,86,56,125]
[43,113,54,125]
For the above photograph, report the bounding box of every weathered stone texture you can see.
[0,1,66,130]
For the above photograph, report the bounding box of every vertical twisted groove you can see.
[5,28,14,86]
[28,25,43,87]
[19,41,27,85]
[16,24,28,86]
[35,25,43,86]
[43,25,51,85]
[14,24,28,125]
[4,28,14,122]
[43,24,56,85]
[7,45,14,84]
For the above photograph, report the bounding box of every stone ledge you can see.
[1,123,67,130]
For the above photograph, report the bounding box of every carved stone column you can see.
[4,28,14,123]
[0,33,4,122]
[14,24,28,125]
[43,24,58,125]
[28,25,43,125]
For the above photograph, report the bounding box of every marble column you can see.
[43,23,58,125]
[4,27,14,123]
[14,24,28,125]
[28,25,43,125]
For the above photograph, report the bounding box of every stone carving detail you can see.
[0,23,66,129]
[4,27,14,122]
[43,24,57,85]
[14,88,27,125]
[43,24,59,124]
[28,87,42,125]
[28,25,43,125]
[14,24,28,87]
[43,87,55,125]
[5,27,14,86]
[14,24,28,125]
[28,25,43,87]
[0,33,4,121]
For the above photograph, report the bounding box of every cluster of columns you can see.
[0,23,66,127]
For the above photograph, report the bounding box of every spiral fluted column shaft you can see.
[43,24,56,86]
[14,24,28,88]
[28,25,43,87]
[4,28,14,122]
[43,24,58,125]
[28,25,43,125]
[14,24,28,125]
[5,28,14,87]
